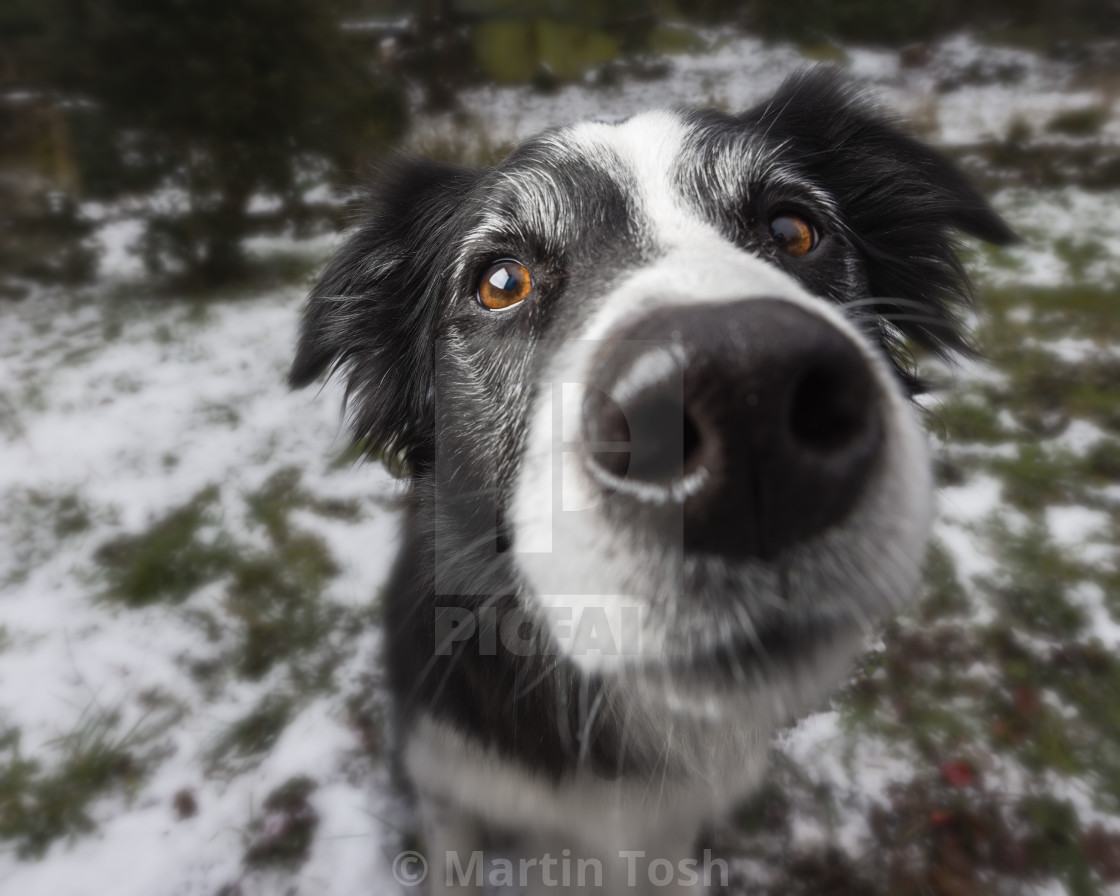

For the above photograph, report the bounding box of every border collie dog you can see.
[292,69,1013,893]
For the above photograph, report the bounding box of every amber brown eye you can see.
[478,259,533,310]
[770,214,816,257]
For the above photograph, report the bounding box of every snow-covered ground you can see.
[0,276,410,894]
[409,31,1098,150]
[2,29,1119,896]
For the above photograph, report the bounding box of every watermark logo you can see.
[433,603,658,658]
[392,848,729,889]
[391,850,428,887]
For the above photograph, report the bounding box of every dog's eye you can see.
[770,215,816,257]
[478,260,533,310]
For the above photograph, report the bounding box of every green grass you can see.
[1047,107,1111,138]
[206,694,298,774]
[0,705,170,858]
[95,485,231,607]
[924,283,1120,520]
[930,395,1014,446]
[983,284,1120,344]
[224,538,341,683]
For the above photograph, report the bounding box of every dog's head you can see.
[293,69,1013,721]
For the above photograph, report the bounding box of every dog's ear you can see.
[291,158,479,471]
[744,67,1017,363]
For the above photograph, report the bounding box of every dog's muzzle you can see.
[582,298,883,561]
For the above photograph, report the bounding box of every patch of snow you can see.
[90,218,148,280]
[1046,505,1113,563]
[777,710,918,858]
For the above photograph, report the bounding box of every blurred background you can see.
[2,2,1120,894]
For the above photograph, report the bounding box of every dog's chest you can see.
[405,705,771,849]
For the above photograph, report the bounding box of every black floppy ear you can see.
[291,158,479,470]
[744,67,1017,363]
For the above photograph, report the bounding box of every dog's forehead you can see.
[488,110,796,249]
[461,119,671,259]
[563,110,691,187]
[519,110,708,220]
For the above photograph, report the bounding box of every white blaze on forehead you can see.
[566,111,723,250]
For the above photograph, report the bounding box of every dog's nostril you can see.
[624,393,701,483]
[587,388,703,485]
[590,397,631,479]
[789,362,871,454]
[682,410,701,473]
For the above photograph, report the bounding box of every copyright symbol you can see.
[393,850,428,887]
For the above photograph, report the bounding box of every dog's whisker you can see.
[841,296,948,313]
[577,686,608,767]
[513,655,566,702]
[428,638,473,710]
[874,313,963,329]
[555,662,576,759]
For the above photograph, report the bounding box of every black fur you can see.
[743,71,1017,387]
[291,159,481,473]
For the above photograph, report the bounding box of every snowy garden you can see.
[2,20,1120,896]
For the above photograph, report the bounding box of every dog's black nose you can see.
[582,299,883,560]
